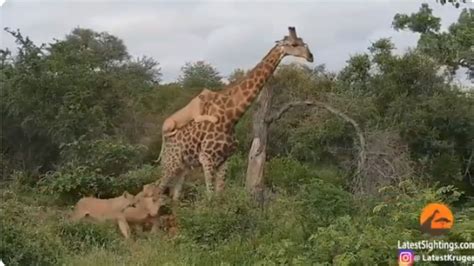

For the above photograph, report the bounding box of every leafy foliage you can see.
[58,137,145,177]
[179,188,263,249]
[58,221,124,253]
[227,68,247,84]
[393,6,473,79]
[39,164,157,203]
[0,195,66,266]
[178,61,224,89]
[393,4,441,34]
[1,27,160,175]
[437,0,468,9]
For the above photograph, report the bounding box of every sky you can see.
[0,0,469,83]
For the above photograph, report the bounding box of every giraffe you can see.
[155,27,313,201]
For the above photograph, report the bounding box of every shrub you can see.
[289,117,354,163]
[9,170,38,191]
[39,164,158,203]
[179,187,265,249]
[226,153,247,183]
[265,157,315,192]
[0,153,17,181]
[39,166,113,203]
[234,111,253,154]
[0,222,65,266]
[59,138,146,177]
[301,181,464,264]
[296,179,354,232]
[58,221,124,253]
[0,197,66,266]
[306,215,397,265]
[113,164,159,195]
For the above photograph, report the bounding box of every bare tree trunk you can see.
[246,86,273,195]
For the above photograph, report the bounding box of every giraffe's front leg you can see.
[215,161,228,194]
[198,152,217,198]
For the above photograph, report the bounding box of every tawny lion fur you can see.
[70,186,164,238]
[156,88,220,163]
[162,88,219,137]
[70,191,136,238]
[123,184,165,233]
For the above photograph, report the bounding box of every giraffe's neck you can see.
[225,45,285,123]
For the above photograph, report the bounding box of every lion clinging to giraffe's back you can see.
[155,88,222,163]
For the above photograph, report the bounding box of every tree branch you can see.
[266,100,366,176]
[464,149,473,186]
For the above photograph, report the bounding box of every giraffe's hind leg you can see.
[215,161,228,194]
[155,146,186,201]
[198,152,218,198]
[156,166,185,199]
[171,169,188,201]
[214,136,237,195]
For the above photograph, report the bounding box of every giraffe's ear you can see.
[275,39,284,45]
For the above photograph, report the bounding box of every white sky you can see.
[0,0,470,83]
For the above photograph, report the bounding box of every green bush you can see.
[289,117,354,164]
[296,179,354,232]
[58,221,124,253]
[39,166,112,202]
[0,222,65,266]
[0,153,18,181]
[306,215,396,265]
[59,138,146,177]
[179,187,265,249]
[9,170,38,191]
[234,111,253,154]
[226,153,247,183]
[113,164,159,195]
[0,198,66,266]
[265,157,315,192]
[39,164,158,202]
[301,181,464,265]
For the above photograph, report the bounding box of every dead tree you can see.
[245,86,273,196]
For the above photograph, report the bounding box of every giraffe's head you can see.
[276,27,314,62]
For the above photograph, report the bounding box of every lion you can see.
[71,188,165,238]
[162,88,219,137]
[155,88,220,163]
[123,191,165,233]
[135,183,156,199]
[70,191,136,238]
[130,183,177,234]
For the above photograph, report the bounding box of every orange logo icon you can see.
[420,203,454,236]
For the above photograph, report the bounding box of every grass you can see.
[1,169,472,265]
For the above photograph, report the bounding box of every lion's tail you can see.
[154,129,178,164]
[154,134,166,164]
